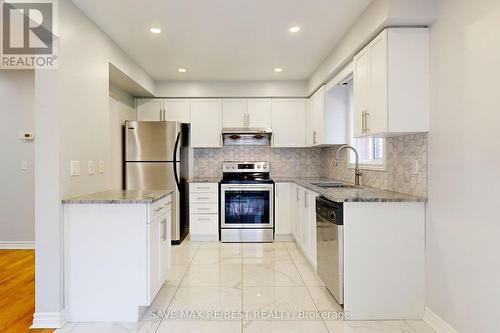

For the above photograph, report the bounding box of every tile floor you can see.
[55,241,436,333]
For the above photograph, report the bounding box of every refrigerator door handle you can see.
[173,131,181,192]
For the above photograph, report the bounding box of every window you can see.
[345,79,385,169]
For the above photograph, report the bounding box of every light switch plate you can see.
[88,160,94,175]
[70,160,80,176]
[21,161,28,170]
[412,160,420,175]
[99,160,104,174]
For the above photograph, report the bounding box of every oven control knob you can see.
[257,165,261,169]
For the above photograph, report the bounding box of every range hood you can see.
[221,128,273,146]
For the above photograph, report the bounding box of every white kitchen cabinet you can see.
[306,86,346,147]
[147,218,161,302]
[353,28,429,137]
[274,182,292,239]
[288,184,318,269]
[290,183,299,240]
[136,98,190,122]
[164,99,190,123]
[190,99,223,148]
[136,98,164,121]
[189,183,219,241]
[306,189,318,268]
[223,99,247,127]
[64,194,172,322]
[247,98,272,128]
[159,208,171,284]
[271,99,306,147]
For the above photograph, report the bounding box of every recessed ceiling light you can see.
[274,68,283,73]
[178,68,187,73]
[150,28,161,34]
[289,26,301,33]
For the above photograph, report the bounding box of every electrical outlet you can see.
[99,160,104,174]
[70,160,80,176]
[412,160,420,175]
[88,160,94,175]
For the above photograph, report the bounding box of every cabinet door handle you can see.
[154,206,165,213]
[364,111,369,133]
[161,218,167,241]
[312,131,317,145]
[197,207,211,211]
[197,218,211,221]
[196,197,211,200]
[304,192,308,208]
[296,189,299,202]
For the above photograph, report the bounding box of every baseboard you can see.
[189,234,219,242]
[423,307,459,333]
[30,311,66,329]
[0,241,35,249]
[275,234,294,241]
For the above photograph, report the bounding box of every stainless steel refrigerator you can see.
[124,121,190,244]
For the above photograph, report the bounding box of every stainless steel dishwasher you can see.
[316,196,344,305]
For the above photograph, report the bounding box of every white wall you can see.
[155,80,308,97]
[33,0,155,327]
[308,0,437,94]
[0,71,35,246]
[108,84,135,190]
[427,0,500,332]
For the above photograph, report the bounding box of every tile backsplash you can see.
[193,133,427,197]
[194,147,325,178]
[323,134,428,197]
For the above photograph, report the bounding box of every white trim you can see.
[423,307,459,333]
[275,234,294,241]
[30,311,66,329]
[0,241,35,249]
[189,234,219,242]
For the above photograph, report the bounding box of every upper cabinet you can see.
[306,85,346,147]
[246,99,272,128]
[164,99,190,123]
[222,99,247,128]
[136,98,190,122]
[222,98,272,128]
[190,99,223,148]
[136,99,164,121]
[271,98,306,147]
[353,28,430,137]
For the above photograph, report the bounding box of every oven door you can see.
[220,183,274,229]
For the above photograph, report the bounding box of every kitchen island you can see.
[62,190,173,322]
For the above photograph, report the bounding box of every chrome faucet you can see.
[334,145,362,186]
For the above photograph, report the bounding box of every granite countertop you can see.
[273,177,426,203]
[62,190,174,204]
[188,177,221,183]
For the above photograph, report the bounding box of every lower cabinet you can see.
[276,182,318,269]
[147,203,172,304]
[274,182,292,239]
[64,194,172,322]
[189,183,219,241]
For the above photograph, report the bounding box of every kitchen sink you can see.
[311,182,361,189]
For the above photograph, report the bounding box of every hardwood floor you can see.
[0,250,54,333]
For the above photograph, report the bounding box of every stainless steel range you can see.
[220,161,274,243]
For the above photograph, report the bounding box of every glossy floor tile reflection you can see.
[55,241,436,333]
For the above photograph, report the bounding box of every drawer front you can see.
[190,203,218,214]
[190,183,218,193]
[190,192,218,204]
[190,214,219,235]
[150,195,172,222]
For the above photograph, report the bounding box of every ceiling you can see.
[72,0,372,81]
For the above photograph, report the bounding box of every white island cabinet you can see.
[63,190,173,322]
